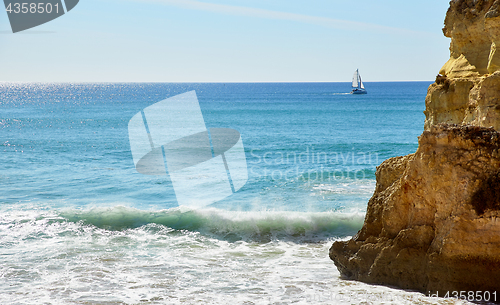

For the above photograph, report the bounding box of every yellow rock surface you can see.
[330,125,500,294]
[427,0,500,131]
[330,0,500,296]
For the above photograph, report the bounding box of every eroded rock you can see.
[330,0,500,295]
[330,125,500,295]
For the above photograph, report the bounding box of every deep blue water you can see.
[1,82,428,212]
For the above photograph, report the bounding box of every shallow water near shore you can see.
[0,82,479,304]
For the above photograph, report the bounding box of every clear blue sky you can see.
[0,0,451,82]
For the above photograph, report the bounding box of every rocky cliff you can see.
[330,0,500,297]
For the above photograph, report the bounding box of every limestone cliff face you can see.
[330,0,500,296]
[426,0,500,130]
[330,125,500,293]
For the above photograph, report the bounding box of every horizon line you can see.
[0,80,435,84]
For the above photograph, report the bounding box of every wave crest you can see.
[59,206,364,242]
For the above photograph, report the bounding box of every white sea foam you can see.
[0,206,478,305]
[312,179,376,195]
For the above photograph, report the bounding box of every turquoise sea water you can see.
[1,82,475,304]
[1,82,425,210]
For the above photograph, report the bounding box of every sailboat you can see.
[350,69,367,94]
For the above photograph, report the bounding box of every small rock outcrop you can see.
[330,0,500,297]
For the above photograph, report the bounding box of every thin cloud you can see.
[133,0,422,35]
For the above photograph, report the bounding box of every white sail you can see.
[352,69,359,88]
[350,69,367,94]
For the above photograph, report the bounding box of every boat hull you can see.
[350,89,367,94]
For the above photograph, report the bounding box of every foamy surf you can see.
[58,206,365,242]
[0,205,475,305]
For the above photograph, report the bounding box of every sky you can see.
[0,0,451,82]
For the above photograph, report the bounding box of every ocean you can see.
[0,82,473,304]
